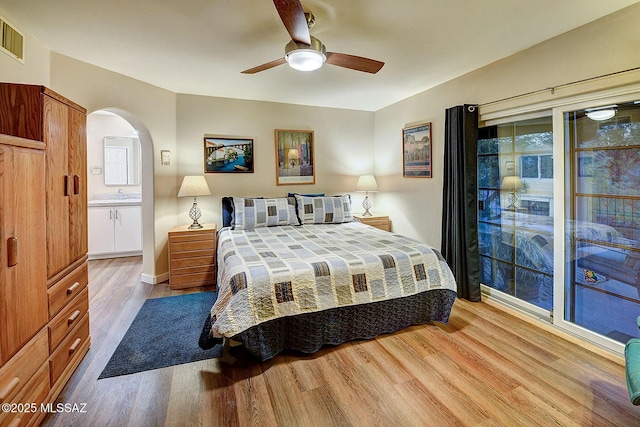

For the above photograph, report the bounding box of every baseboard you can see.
[141,272,169,285]
[88,251,142,260]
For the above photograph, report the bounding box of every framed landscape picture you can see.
[275,129,315,185]
[204,136,254,173]
[403,122,432,178]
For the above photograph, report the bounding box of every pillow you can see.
[221,196,235,228]
[232,197,299,229]
[295,195,353,224]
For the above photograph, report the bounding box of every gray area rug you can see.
[98,292,221,379]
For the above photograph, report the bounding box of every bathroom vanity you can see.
[88,196,142,259]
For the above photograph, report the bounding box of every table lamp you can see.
[177,175,211,229]
[501,175,523,210]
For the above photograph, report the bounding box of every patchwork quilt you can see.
[208,221,457,339]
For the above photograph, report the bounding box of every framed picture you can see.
[275,129,315,185]
[403,122,432,178]
[204,136,254,173]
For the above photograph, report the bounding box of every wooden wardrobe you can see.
[0,83,90,427]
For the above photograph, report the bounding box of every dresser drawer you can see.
[47,262,88,319]
[170,249,215,262]
[48,288,89,351]
[169,239,215,253]
[172,263,215,275]
[0,329,48,405]
[170,254,216,269]
[169,229,215,243]
[49,314,89,386]
[0,363,49,427]
[170,271,216,287]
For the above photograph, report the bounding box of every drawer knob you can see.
[68,310,81,325]
[0,377,20,402]
[67,282,80,295]
[69,338,82,355]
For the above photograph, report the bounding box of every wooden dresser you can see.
[168,224,217,289]
[0,83,90,427]
[353,214,392,232]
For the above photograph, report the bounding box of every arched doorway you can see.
[86,108,155,281]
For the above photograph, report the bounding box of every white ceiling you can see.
[2,0,639,111]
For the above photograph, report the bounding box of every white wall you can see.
[176,94,375,226]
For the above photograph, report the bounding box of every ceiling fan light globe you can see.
[585,109,616,121]
[285,49,326,71]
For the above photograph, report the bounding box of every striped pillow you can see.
[295,195,353,224]
[232,197,299,229]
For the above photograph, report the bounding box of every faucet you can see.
[117,188,125,199]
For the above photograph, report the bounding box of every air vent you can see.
[0,16,24,62]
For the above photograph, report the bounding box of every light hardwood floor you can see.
[40,256,640,426]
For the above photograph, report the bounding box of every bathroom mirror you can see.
[103,136,141,186]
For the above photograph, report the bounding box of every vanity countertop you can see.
[88,198,142,207]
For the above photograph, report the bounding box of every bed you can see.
[199,195,458,361]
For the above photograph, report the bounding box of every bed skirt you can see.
[199,288,456,361]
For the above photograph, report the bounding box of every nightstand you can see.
[353,214,391,232]
[168,223,217,289]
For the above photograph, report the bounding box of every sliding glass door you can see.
[564,101,640,344]
[478,98,640,351]
[478,117,554,311]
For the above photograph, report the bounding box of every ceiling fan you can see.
[241,0,384,74]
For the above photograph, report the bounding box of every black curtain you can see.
[441,104,481,301]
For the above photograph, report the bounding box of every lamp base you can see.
[362,194,372,216]
[505,191,518,210]
[188,199,203,229]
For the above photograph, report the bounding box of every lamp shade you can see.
[356,175,379,192]
[177,176,211,198]
[501,175,523,190]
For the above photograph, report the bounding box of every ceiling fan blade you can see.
[325,52,385,74]
[241,58,287,74]
[272,0,311,46]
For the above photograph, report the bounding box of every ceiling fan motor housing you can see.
[285,36,326,57]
